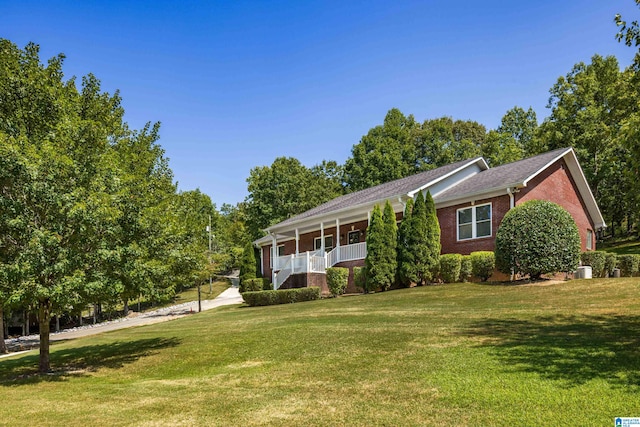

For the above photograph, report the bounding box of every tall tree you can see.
[245,157,343,239]
[497,106,540,155]
[397,198,415,288]
[424,191,441,281]
[540,54,636,236]
[344,109,416,191]
[364,205,389,292]
[382,200,398,288]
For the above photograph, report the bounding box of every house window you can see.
[314,235,334,252]
[348,230,360,244]
[457,203,492,240]
[586,230,593,250]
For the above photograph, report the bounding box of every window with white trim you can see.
[348,230,360,245]
[586,230,593,250]
[314,235,334,252]
[457,203,492,240]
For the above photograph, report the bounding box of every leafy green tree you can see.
[0,39,185,372]
[495,200,581,280]
[481,130,523,166]
[344,109,415,191]
[615,1,640,48]
[245,157,342,239]
[540,54,635,236]
[497,106,540,155]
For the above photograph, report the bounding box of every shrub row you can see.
[438,252,494,283]
[580,252,640,277]
[239,277,272,293]
[242,287,321,307]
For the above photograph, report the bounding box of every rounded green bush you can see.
[440,254,462,283]
[470,251,495,282]
[326,267,349,297]
[495,200,581,280]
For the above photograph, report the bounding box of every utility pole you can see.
[208,215,213,293]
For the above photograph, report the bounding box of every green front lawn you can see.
[1,279,639,426]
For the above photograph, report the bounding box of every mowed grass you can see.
[1,279,639,426]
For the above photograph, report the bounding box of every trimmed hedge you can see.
[460,255,472,282]
[440,254,462,283]
[242,287,321,307]
[580,251,607,278]
[618,254,640,277]
[239,278,266,293]
[471,251,495,282]
[326,267,349,297]
[604,253,618,277]
[353,266,366,292]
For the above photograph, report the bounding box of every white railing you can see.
[326,242,367,267]
[274,243,368,289]
[274,252,329,289]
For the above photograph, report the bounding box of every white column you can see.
[295,228,299,255]
[320,222,325,253]
[271,234,277,285]
[291,254,295,274]
[336,218,341,263]
[368,211,371,225]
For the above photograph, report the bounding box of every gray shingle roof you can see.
[267,147,574,232]
[270,157,482,229]
[434,147,570,202]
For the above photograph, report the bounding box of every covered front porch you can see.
[272,242,367,289]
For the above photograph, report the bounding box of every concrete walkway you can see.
[1,286,243,358]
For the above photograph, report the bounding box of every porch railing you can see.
[273,242,367,289]
[274,252,327,290]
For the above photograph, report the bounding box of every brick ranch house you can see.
[254,147,606,293]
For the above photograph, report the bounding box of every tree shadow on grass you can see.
[463,315,640,389]
[0,337,181,385]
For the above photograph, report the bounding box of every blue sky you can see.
[3,1,638,207]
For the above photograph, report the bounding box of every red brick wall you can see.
[516,158,596,251]
[437,195,511,255]
[333,259,366,294]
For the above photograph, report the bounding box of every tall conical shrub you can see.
[397,198,414,287]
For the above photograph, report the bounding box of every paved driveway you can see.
[2,286,243,357]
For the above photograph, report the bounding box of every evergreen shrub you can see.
[326,267,349,297]
[353,267,366,292]
[460,255,472,282]
[471,251,495,282]
[618,255,640,277]
[604,253,618,277]
[440,254,462,283]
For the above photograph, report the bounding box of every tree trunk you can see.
[55,315,60,332]
[198,283,202,313]
[0,305,7,354]
[25,311,30,335]
[38,300,52,373]
[123,299,129,316]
